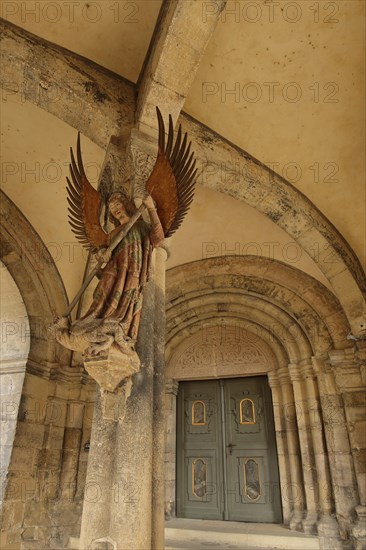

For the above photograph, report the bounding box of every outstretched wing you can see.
[66,133,108,251]
[146,107,197,238]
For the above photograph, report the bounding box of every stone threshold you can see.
[165,518,320,550]
[68,519,321,549]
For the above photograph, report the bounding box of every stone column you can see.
[0,363,92,550]
[151,246,168,550]
[312,354,359,542]
[78,125,168,549]
[301,361,342,549]
[164,379,179,520]
[277,367,305,530]
[288,362,318,534]
[328,347,366,550]
[79,254,156,550]
[267,371,292,524]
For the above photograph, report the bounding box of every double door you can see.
[177,376,282,522]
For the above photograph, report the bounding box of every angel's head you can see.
[108,192,136,226]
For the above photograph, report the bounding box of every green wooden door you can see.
[177,376,282,522]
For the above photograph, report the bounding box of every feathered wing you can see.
[146,107,197,238]
[66,133,108,251]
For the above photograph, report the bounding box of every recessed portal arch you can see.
[165,257,359,544]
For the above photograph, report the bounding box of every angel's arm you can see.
[143,195,164,247]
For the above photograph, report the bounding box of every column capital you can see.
[328,347,364,392]
[299,359,316,379]
[312,354,331,376]
[165,379,179,396]
[277,366,291,385]
[267,371,280,388]
[328,347,356,367]
[288,362,301,382]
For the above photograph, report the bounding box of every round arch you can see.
[0,190,70,368]
[164,256,358,542]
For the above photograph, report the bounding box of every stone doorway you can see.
[176,376,282,523]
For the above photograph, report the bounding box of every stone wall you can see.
[0,262,30,509]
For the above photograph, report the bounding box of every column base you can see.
[352,505,366,550]
[317,514,344,550]
[289,509,304,531]
[302,511,318,534]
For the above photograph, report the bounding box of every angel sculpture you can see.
[52,108,197,367]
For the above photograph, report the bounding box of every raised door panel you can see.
[177,380,224,519]
[224,377,282,523]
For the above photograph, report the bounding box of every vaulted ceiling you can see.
[3,0,364,265]
[1,1,364,325]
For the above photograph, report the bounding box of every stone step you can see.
[165,519,321,550]
[67,520,321,550]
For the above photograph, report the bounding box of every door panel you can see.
[224,377,282,522]
[177,376,282,523]
[177,380,224,519]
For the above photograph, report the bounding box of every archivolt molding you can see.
[166,257,352,376]
[0,190,70,368]
[167,296,313,360]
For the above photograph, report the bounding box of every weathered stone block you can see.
[8,447,35,472]
[12,422,44,449]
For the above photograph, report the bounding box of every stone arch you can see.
[165,256,360,546]
[181,114,366,336]
[0,190,70,369]
[166,256,351,360]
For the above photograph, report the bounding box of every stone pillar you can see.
[79,254,156,550]
[328,347,366,550]
[164,379,179,520]
[0,364,91,550]
[277,367,305,530]
[301,361,342,549]
[312,354,359,542]
[288,362,318,534]
[151,246,168,550]
[352,339,366,550]
[267,371,292,524]
[76,123,167,549]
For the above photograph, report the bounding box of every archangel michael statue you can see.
[51,108,197,388]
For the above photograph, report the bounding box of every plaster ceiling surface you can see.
[0,0,162,82]
[184,0,365,267]
[1,94,106,302]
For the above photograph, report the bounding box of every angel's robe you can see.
[81,218,164,341]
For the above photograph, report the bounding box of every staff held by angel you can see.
[52,108,197,361]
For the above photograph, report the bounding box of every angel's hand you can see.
[143,194,155,211]
[96,247,112,264]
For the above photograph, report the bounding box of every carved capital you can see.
[165,379,179,396]
[328,348,364,393]
[277,366,291,385]
[288,362,301,382]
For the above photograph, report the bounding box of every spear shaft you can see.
[63,203,146,317]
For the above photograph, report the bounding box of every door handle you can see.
[227,443,236,455]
